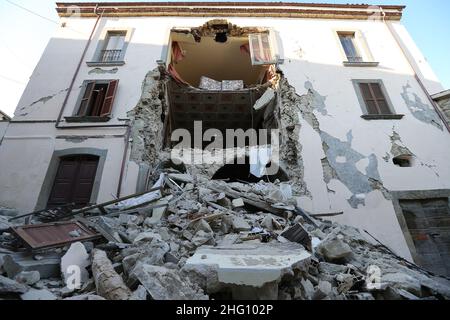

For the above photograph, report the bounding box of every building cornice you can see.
[56,2,405,20]
[431,89,450,101]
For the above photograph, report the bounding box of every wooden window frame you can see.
[335,30,379,67]
[65,80,119,123]
[338,32,363,63]
[248,32,278,66]
[352,79,404,120]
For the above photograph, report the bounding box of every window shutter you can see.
[91,87,106,116]
[370,83,392,114]
[100,80,118,117]
[78,82,95,116]
[359,82,393,115]
[248,33,276,65]
[359,83,378,115]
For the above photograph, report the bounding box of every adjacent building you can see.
[0,2,449,276]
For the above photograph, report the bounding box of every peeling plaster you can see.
[304,81,328,116]
[88,67,119,75]
[320,130,388,208]
[389,129,414,157]
[401,83,443,131]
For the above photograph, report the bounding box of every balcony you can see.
[87,49,125,67]
[100,49,122,62]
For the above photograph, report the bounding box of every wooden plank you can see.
[207,184,285,216]
[310,212,344,218]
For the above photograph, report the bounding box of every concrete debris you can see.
[1,168,450,300]
[317,236,353,262]
[0,274,29,294]
[92,249,132,300]
[183,243,311,299]
[20,288,57,300]
[2,253,61,279]
[64,294,106,300]
[15,271,40,286]
[131,263,208,300]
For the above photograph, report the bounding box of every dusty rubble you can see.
[1,171,450,301]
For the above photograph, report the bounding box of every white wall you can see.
[1,15,449,261]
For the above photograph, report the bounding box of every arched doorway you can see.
[212,157,288,183]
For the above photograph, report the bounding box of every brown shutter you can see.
[91,87,105,116]
[359,83,378,114]
[370,83,392,114]
[78,82,95,116]
[100,80,119,117]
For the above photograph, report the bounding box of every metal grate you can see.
[100,49,122,62]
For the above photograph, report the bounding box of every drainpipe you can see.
[55,5,104,129]
[380,7,450,133]
[116,122,131,198]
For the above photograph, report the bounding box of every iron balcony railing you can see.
[100,49,122,62]
[347,56,364,63]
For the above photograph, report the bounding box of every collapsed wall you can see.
[127,66,315,195]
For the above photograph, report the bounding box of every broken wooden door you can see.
[47,155,99,208]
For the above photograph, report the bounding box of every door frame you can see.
[35,148,108,211]
[391,189,450,265]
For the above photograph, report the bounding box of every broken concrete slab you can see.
[64,294,106,300]
[0,274,29,294]
[253,88,275,111]
[313,280,333,300]
[232,198,245,208]
[21,288,57,300]
[231,216,251,232]
[132,263,208,300]
[133,232,162,244]
[191,230,215,247]
[3,253,61,279]
[381,272,422,297]
[61,242,90,288]
[317,237,352,262]
[15,271,40,286]
[183,243,311,299]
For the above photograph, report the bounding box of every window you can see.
[248,33,277,65]
[338,32,362,63]
[66,80,118,122]
[353,80,403,119]
[100,31,126,62]
[359,82,391,115]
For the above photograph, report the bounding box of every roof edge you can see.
[55,2,405,20]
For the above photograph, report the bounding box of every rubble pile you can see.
[1,171,450,301]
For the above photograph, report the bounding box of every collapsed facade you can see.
[0,1,450,284]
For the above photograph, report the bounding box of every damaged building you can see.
[1,2,450,300]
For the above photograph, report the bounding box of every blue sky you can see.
[0,0,449,116]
